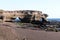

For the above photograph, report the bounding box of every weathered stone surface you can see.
[0,22,60,40]
[0,10,43,22]
[0,25,19,40]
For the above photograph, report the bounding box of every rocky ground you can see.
[0,22,60,40]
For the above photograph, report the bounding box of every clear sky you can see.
[0,0,60,18]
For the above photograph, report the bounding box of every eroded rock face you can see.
[0,26,19,40]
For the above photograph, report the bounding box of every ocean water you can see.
[47,18,60,22]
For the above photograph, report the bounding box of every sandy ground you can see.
[0,22,60,40]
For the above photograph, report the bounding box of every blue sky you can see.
[0,0,60,18]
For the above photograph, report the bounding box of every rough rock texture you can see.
[0,22,60,40]
[0,23,19,40]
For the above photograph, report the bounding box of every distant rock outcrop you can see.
[0,10,48,23]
